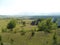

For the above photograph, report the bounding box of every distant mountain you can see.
[0,15,11,18]
[0,15,60,19]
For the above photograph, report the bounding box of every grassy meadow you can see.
[0,18,60,45]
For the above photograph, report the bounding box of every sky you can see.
[0,0,60,16]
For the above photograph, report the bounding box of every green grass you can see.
[0,30,60,45]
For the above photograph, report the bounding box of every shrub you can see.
[7,19,16,31]
[20,30,26,35]
[29,30,35,39]
[38,18,57,33]
[53,32,57,45]
[31,21,36,25]
[0,35,3,45]
[2,28,7,32]
[31,30,35,37]
[31,18,44,25]
[22,21,26,26]
[0,35,2,42]
[10,39,14,45]
[1,42,3,45]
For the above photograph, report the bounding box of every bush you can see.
[22,21,26,26]
[0,35,2,42]
[53,32,57,45]
[31,21,36,25]
[7,19,16,31]
[1,42,3,45]
[2,28,7,32]
[31,18,44,25]
[38,18,57,33]
[29,30,35,39]
[10,39,14,45]
[20,30,26,35]
[31,30,35,37]
[0,35,3,45]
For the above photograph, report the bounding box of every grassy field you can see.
[0,19,60,45]
[0,19,37,32]
[0,30,60,45]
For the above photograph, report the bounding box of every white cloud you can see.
[0,0,60,15]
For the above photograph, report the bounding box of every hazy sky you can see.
[0,0,60,15]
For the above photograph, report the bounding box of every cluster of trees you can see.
[38,18,57,33]
[31,18,57,33]
[31,19,43,25]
